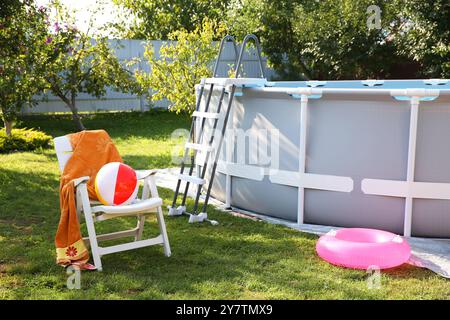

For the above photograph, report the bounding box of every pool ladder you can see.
[168,34,266,224]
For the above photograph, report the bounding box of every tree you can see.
[113,0,230,40]
[395,0,450,78]
[0,0,48,136]
[226,0,450,80]
[40,1,139,130]
[227,0,411,80]
[136,19,223,114]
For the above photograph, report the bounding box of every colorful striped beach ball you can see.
[95,162,138,206]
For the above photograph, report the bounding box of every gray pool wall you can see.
[198,79,450,238]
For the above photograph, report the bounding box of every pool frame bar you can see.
[198,78,450,237]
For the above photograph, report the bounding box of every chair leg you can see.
[135,214,146,241]
[146,175,171,257]
[79,183,103,271]
[155,206,171,257]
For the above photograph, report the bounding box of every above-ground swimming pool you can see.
[197,78,450,238]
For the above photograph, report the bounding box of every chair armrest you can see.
[136,169,158,180]
[73,176,90,187]
[73,170,156,188]
[139,170,160,200]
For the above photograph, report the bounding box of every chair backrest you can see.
[54,135,73,173]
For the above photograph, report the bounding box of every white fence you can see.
[22,39,276,114]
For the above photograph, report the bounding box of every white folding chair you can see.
[54,135,171,271]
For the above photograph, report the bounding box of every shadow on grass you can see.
[17,111,190,140]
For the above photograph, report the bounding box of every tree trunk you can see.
[1,105,13,137]
[4,118,12,137]
[67,95,85,131]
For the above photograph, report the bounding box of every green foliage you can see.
[0,127,52,153]
[113,0,230,40]
[136,20,223,114]
[227,0,402,80]
[226,0,263,41]
[0,1,48,134]
[0,0,22,18]
[227,0,450,80]
[396,0,450,78]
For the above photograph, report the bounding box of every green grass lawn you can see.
[0,111,449,300]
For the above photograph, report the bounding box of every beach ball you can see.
[94,162,138,206]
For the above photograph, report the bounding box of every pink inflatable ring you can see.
[316,228,411,270]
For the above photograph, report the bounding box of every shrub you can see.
[136,19,224,115]
[0,128,52,153]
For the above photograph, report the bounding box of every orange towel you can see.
[55,130,122,266]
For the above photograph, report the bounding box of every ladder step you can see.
[178,174,206,185]
[185,142,213,152]
[192,111,220,119]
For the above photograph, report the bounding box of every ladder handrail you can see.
[235,34,266,79]
[170,35,266,223]
[213,35,239,78]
